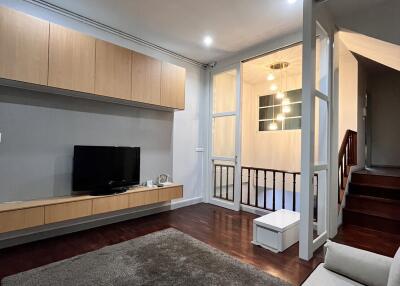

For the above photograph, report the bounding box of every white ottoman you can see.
[252,209,300,253]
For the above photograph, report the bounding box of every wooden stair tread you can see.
[343,207,400,221]
[350,182,400,191]
[347,193,400,204]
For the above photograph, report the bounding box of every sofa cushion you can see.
[388,247,400,286]
[302,264,364,286]
[324,241,393,286]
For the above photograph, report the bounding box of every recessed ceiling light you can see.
[267,73,275,81]
[270,84,278,91]
[287,0,297,4]
[203,36,213,47]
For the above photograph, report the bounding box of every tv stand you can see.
[91,187,129,196]
[0,184,183,234]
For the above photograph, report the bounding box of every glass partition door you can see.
[208,64,242,210]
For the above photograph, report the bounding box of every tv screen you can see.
[73,146,140,194]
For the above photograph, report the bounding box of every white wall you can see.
[242,76,302,172]
[338,38,358,147]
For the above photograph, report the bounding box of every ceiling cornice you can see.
[23,0,208,69]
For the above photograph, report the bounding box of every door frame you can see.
[206,63,242,211]
[300,0,335,260]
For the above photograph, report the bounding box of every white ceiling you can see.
[243,44,303,86]
[42,0,390,65]
[44,0,303,64]
[326,0,389,19]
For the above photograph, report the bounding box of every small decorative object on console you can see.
[157,174,172,186]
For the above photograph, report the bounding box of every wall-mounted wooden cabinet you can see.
[48,24,96,93]
[0,6,49,85]
[95,40,132,101]
[92,193,130,215]
[0,6,186,111]
[0,207,44,233]
[44,200,92,224]
[0,184,183,234]
[131,51,161,105]
[161,62,186,109]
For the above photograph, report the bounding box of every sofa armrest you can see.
[324,241,393,286]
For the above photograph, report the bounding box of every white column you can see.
[329,32,340,238]
[299,0,316,261]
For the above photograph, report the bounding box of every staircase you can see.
[343,169,400,234]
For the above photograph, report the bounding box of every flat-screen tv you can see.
[73,146,140,195]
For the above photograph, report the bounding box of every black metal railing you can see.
[212,164,319,220]
[213,164,235,202]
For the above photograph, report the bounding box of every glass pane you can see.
[213,69,237,113]
[259,95,274,107]
[284,118,301,130]
[259,107,274,120]
[286,89,302,103]
[314,97,328,165]
[213,160,235,201]
[259,120,282,132]
[212,116,235,158]
[313,169,327,237]
[287,103,302,117]
[316,24,329,96]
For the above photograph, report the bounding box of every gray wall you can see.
[357,65,367,168]
[367,69,400,167]
[0,86,173,202]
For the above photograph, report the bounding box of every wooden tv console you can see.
[0,184,183,234]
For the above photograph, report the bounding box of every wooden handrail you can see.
[338,130,357,203]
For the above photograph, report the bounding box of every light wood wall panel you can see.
[159,186,183,201]
[0,6,49,85]
[95,40,132,100]
[161,62,185,109]
[92,194,129,215]
[0,207,44,233]
[44,200,92,224]
[131,52,161,105]
[48,23,95,93]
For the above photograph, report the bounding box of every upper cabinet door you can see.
[161,62,186,109]
[0,6,49,85]
[48,23,95,93]
[131,52,161,105]
[95,40,132,101]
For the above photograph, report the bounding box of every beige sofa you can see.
[302,241,400,286]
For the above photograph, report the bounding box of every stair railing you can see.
[338,130,357,203]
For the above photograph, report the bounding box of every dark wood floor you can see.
[0,203,398,286]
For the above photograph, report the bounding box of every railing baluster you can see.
[232,166,235,202]
[247,168,251,205]
[282,172,286,210]
[315,174,319,222]
[220,165,223,199]
[226,166,229,200]
[293,174,296,211]
[214,164,217,198]
[263,170,267,210]
[255,170,259,207]
[240,167,243,204]
[272,171,276,211]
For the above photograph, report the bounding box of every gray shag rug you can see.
[2,228,291,286]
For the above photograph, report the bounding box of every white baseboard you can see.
[0,196,203,250]
[240,204,272,216]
